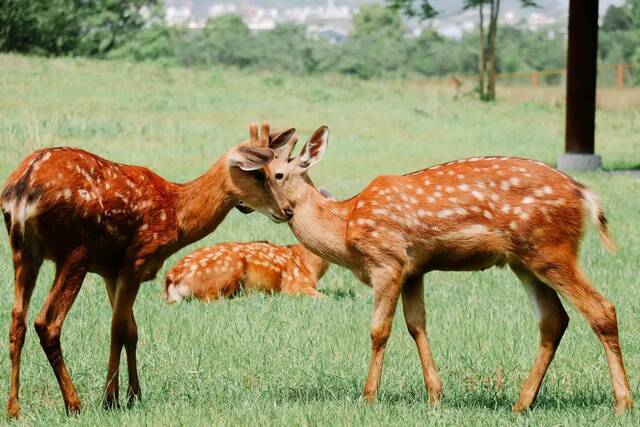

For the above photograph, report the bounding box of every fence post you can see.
[616,63,624,90]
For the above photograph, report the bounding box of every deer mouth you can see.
[235,202,254,214]
[268,213,288,223]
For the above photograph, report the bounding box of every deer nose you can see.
[284,208,294,220]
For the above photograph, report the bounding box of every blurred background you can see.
[1,1,639,94]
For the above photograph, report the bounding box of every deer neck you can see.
[288,181,353,269]
[175,156,236,245]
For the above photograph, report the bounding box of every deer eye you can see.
[275,173,284,181]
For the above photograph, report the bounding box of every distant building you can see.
[164,1,569,39]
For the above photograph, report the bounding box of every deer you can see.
[0,122,297,418]
[263,126,633,414]
[164,241,329,302]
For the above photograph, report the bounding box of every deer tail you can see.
[581,187,617,253]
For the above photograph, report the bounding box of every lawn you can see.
[0,54,639,426]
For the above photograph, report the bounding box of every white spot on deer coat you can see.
[471,191,484,201]
[437,209,454,218]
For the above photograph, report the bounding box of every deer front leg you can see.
[362,267,403,403]
[103,273,141,409]
[402,274,442,406]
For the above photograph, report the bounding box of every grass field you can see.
[0,54,639,426]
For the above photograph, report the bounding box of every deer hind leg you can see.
[362,265,403,403]
[401,274,442,406]
[104,273,141,409]
[510,262,568,413]
[6,248,42,419]
[34,247,88,415]
[524,250,633,414]
[104,277,140,407]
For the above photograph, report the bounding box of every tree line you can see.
[1,1,638,89]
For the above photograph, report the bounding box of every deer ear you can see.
[229,146,274,171]
[269,128,296,150]
[298,126,328,170]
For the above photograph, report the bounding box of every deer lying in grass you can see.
[0,122,295,418]
[164,241,329,302]
[264,126,633,414]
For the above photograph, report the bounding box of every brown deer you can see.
[0,122,296,418]
[450,75,463,98]
[264,126,633,414]
[164,241,329,302]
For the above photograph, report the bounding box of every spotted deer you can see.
[265,126,633,414]
[164,241,329,302]
[0,122,296,418]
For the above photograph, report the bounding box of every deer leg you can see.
[510,262,568,413]
[6,249,42,419]
[33,247,88,415]
[362,267,402,403]
[528,255,633,414]
[103,273,141,409]
[105,277,116,307]
[104,277,140,406]
[401,274,442,406]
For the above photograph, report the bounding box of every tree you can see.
[602,5,632,31]
[338,5,409,79]
[77,0,158,56]
[389,0,537,101]
[0,0,157,56]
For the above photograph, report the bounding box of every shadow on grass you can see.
[602,165,640,177]
[320,288,357,300]
[273,383,616,411]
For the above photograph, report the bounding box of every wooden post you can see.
[531,71,540,87]
[559,0,601,170]
[616,64,625,90]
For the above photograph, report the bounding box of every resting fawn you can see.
[1,122,295,417]
[164,241,329,302]
[264,126,633,413]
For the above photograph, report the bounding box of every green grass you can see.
[0,54,639,426]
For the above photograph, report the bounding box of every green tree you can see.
[76,0,158,56]
[0,0,157,56]
[602,5,632,31]
[107,6,183,63]
[338,5,409,79]
[180,14,255,67]
[255,23,320,73]
[0,0,82,54]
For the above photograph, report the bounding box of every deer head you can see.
[266,125,329,212]
[227,122,297,222]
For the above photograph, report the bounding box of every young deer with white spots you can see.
[0,122,296,418]
[266,126,633,414]
[164,241,329,302]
